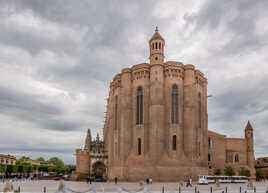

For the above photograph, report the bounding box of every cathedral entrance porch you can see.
[91,161,107,181]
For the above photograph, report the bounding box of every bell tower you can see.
[245,121,254,168]
[149,27,165,65]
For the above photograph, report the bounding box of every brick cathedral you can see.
[72,28,255,181]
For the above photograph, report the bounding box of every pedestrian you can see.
[189,178,192,187]
[115,177,118,184]
[186,178,190,187]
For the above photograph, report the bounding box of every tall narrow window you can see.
[198,92,202,128]
[159,42,161,49]
[208,154,211,162]
[156,42,158,49]
[115,142,118,156]
[153,43,154,50]
[208,137,211,149]
[115,95,118,129]
[138,138,142,155]
[171,84,178,124]
[198,142,201,156]
[235,154,239,162]
[172,135,177,150]
[136,87,143,125]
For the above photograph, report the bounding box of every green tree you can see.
[38,165,49,172]
[17,165,24,174]
[224,166,235,176]
[256,168,263,179]
[23,165,29,174]
[48,166,56,173]
[48,157,64,167]
[27,165,34,174]
[36,157,46,162]
[12,165,18,173]
[69,165,76,173]
[239,167,251,177]
[17,156,30,164]
[214,168,222,175]
[6,165,14,175]
[0,165,6,174]
[56,166,69,174]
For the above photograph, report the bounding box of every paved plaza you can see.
[0,180,268,193]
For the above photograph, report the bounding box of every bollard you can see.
[244,191,247,193]
[179,186,181,193]
[195,186,197,193]
[210,186,212,193]
[18,186,20,192]
[162,186,164,193]
[240,187,241,193]
[254,186,256,193]
[225,186,227,193]
[43,186,46,193]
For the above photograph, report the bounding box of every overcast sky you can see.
[0,0,268,164]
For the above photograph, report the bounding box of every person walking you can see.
[189,178,192,187]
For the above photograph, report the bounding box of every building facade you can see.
[72,130,108,180]
[208,121,255,176]
[25,159,54,167]
[74,28,255,181]
[0,154,16,165]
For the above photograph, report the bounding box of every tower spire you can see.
[149,27,165,64]
[84,128,91,150]
[245,120,253,131]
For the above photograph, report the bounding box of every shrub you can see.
[239,167,251,177]
[224,166,235,176]
[214,168,221,175]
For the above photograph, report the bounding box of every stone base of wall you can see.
[108,165,208,181]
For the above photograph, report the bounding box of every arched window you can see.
[198,92,202,128]
[159,42,161,49]
[136,87,143,125]
[172,135,177,150]
[138,138,142,155]
[208,154,211,162]
[171,84,179,124]
[156,42,158,49]
[235,154,239,162]
[114,95,118,129]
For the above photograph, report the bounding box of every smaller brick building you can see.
[208,121,255,176]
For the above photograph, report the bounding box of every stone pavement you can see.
[0,180,268,192]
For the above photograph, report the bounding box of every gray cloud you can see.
[0,0,267,164]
